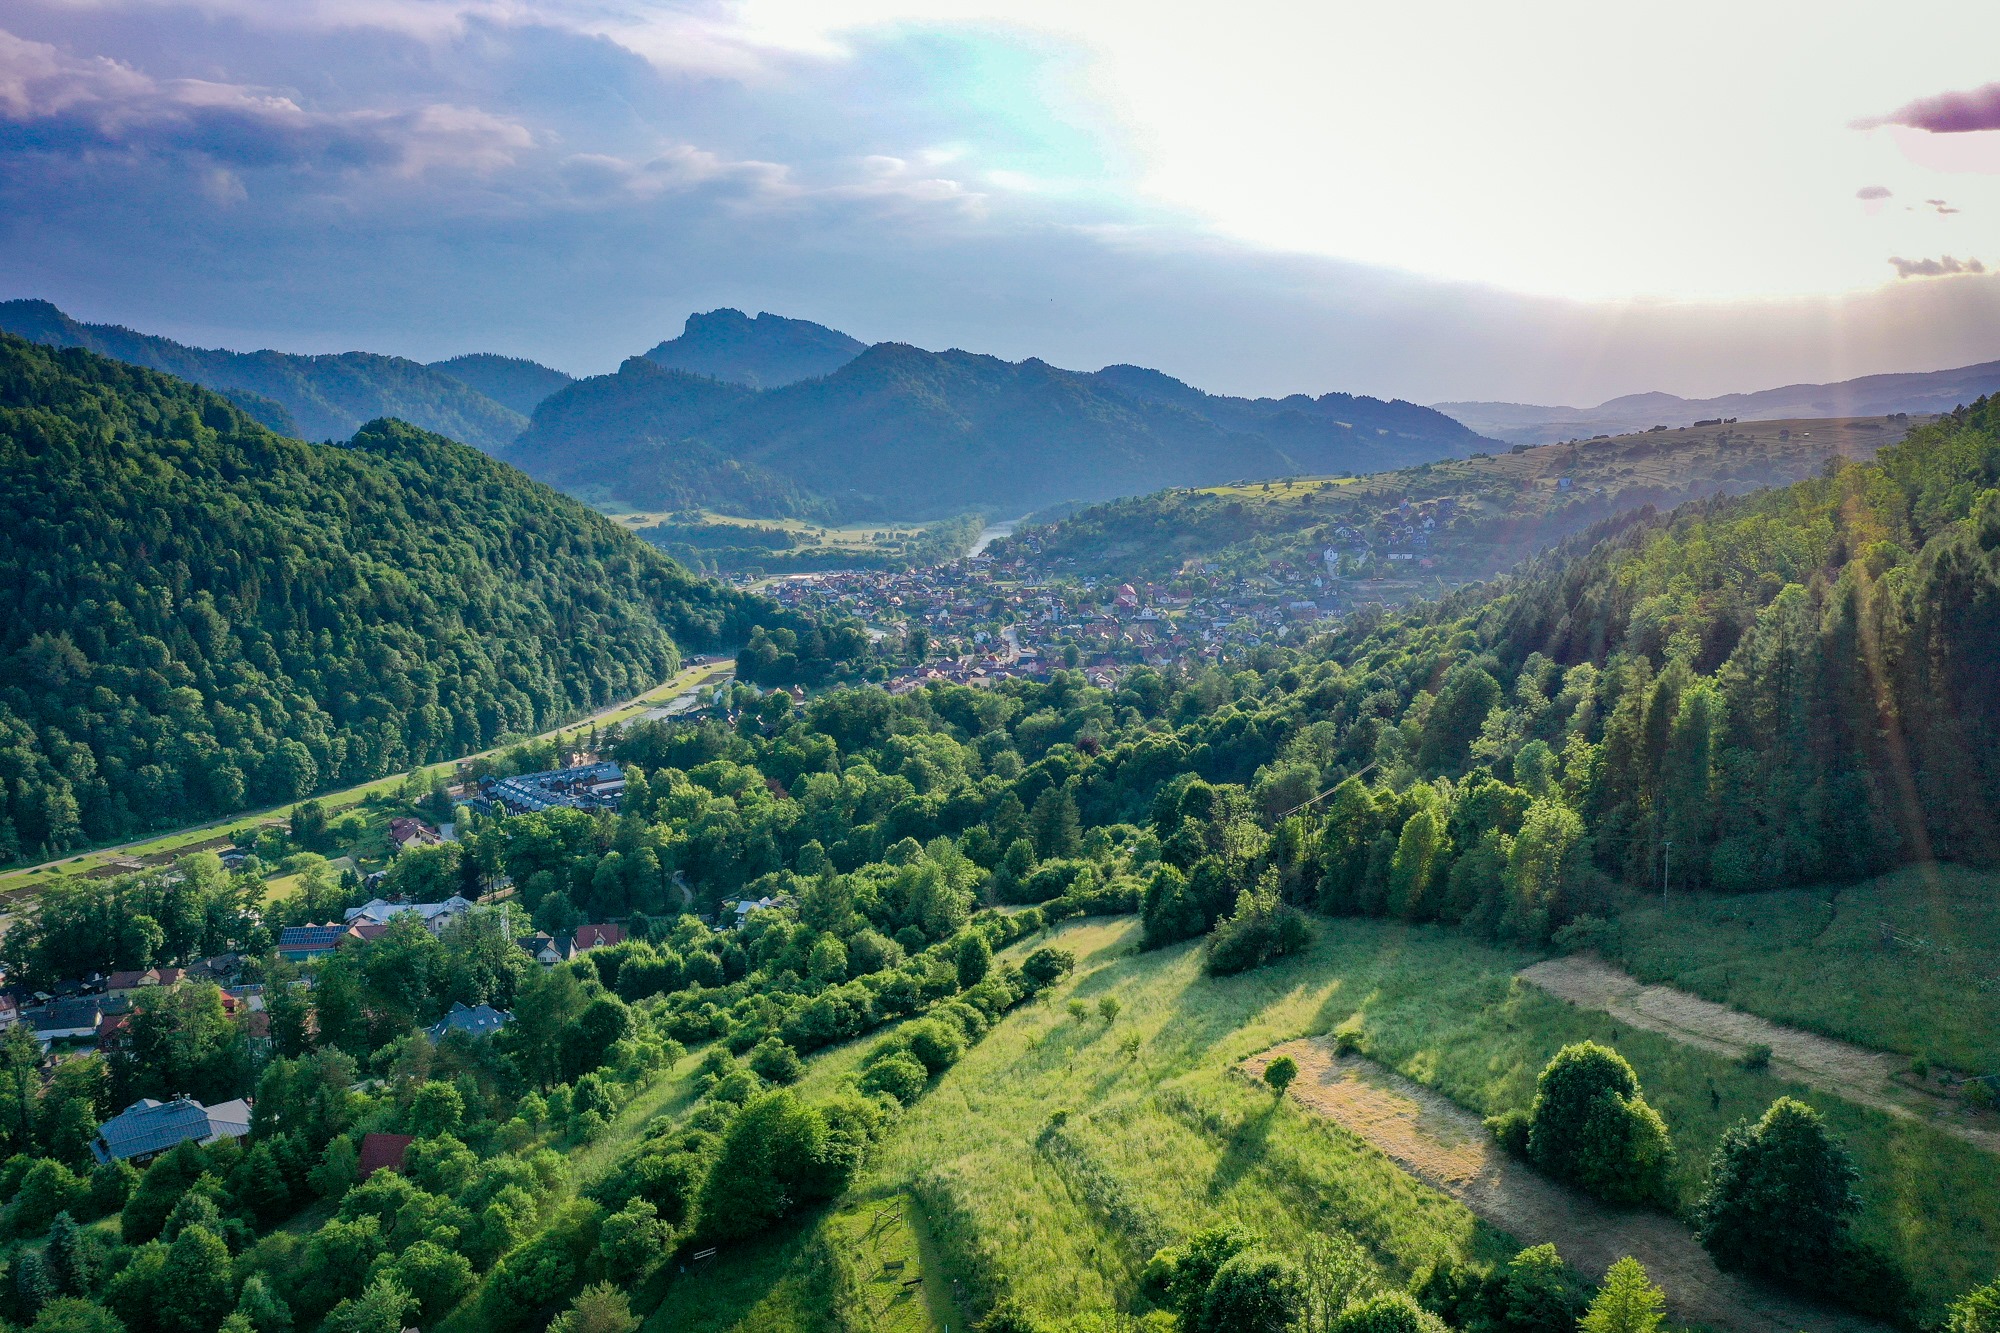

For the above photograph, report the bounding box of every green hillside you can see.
[0,300,528,450]
[0,335,851,858]
[1006,413,1912,592]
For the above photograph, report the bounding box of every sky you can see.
[4,0,2000,405]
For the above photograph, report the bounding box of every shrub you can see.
[1262,1056,1298,1096]
[859,1052,929,1106]
[902,1019,968,1076]
[1578,1256,1664,1333]
[1020,948,1075,993]
[1524,1043,1674,1205]
[747,1037,804,1085]
[1737,1044,1772,1073]
[1483,1109,1532,1158]
[1203,880,1310,977]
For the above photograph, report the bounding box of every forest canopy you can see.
[0,336,860,858]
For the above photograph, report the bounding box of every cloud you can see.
[1856,184,1891,200]
[1856,81,2000,134]
[0,26,532,178]
[1889,254,1986,279]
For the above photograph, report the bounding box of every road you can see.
[0,656,734,897]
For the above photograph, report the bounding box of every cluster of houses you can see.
[275,896,627,973]
[2,955,266,1054]
[468,762,626,816]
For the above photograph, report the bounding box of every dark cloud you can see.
[1856,184,1891,200]
[1856,81,2000,134]
[1889,255,1986,279]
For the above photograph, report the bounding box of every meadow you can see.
[1608,866,2000,1073]
[633,913,2000,1333]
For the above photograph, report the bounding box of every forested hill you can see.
[1286,394,2000,929]
[0,335,860,858]
[0,299,528,450]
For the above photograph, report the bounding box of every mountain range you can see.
[1438,358,2000,446]
[0,299,533,450]
[509,326,1492,521]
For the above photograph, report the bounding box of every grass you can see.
[1608,865,2000,1073]
[660,913,1997,1331]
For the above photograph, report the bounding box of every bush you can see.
[1019,948,1074,993]
[1202,881,1310,977]
[1524,1043,1674,1205]
[747,1038,804,1085]
[1262,1056,1297,1096]
[1145,1225,1251,1330]
[902,1019,968,1075]
[858,1052,929,1106]
[1737,1043,1772,1073]
[1483,1109,1532,1158]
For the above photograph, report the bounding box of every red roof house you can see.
[571,923,626,952]
[357,1132,415,1180]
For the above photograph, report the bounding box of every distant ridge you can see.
[0,299,528,450]
[643,308,866,389]
[428,353,573,417]
[1439,357,2000,446]
[511,331,1492,521]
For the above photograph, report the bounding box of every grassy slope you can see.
[1609,866,2000,1073]
[641,914,1999,1332]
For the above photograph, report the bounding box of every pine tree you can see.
[1579,1257,1665,1333]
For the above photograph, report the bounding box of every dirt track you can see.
[1243,1040,1886,1333]
[1518,956,2000,1154]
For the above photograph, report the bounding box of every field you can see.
[638,913,1999,1333]
[1607,865,2000,1074]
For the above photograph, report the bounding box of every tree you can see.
[1496,1244,1587,1333]
[155,1226,232,1333]
[747,1038,804,1086]
[1579,1257,1665,1333]
[1097,996,1121,1024]
[1696,1097,1859,1281]
[548,1284,637,1333]
[1263,1056,1298,1097]
[1146,1225,1252,1330]
[322,1281,415,1333]
[376,1241,472,1321]
[955,933,992,990]
[694,1091,852,1240]
[45,1212,98,1297]
[1019,948,1074,993]
[1030,786,1082,861]
[1525,1043,1673,1205]
[1329,1292,1445,1333]
[27,1299,125,1333]
[233,1276,293,1333]
[406,1082,464,1139]
[1197,1250,1303,1333]
[1946,1278,2000,1333]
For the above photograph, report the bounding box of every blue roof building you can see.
[91,1096,252,1164]
[277,923,347,961]
[426,1001,511,1042]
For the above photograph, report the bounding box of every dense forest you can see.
[0,302,530,452]
[0,337,865,858]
